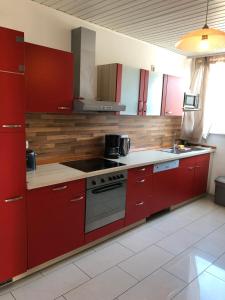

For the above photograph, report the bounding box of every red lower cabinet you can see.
[125,166,153,225]
[0,195,27,283]
[152,168,179,211]
[27,180,85,269]
[194,155,210,196]
[152,154,210,210]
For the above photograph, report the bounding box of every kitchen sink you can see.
[160,147,206,154]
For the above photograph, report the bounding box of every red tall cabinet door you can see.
[0,27,24,73]
[0,131,27,283]
[161,75,184,116]
[25,42,74,113]
[0,72,25,131]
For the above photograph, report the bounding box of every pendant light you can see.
[175,0,225,53]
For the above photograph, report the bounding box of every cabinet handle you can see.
[188,167,194,170]
[5,196,23,203]
[52,185,68,191]
[138,168,146,172]
[58,106,70,110]
[2,124,22,128]
[196,165,201,168]
[137,179,145,183]
[70,196,84,202]
[136,201,144,206]
[166,111,173,114]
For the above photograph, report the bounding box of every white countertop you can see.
[27,147,214,190]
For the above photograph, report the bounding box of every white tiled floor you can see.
[2,196,225,300]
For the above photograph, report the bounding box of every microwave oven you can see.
[183,93,199,110]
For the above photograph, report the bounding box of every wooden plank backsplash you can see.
[26,113,182,165]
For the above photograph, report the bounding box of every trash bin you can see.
[215,176,225,206]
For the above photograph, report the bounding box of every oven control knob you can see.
[109,177,112,181]
[101,178,105,183]
[113,176,116,180]
[92,180,97,185]
[120,174,124,178]
[116,175,120,179]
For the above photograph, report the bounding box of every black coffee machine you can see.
[105,134,131,158]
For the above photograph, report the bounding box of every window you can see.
[204,61,225,136]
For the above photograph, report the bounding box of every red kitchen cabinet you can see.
[25,42,74,113]
[152,167,179,212]
[125,166,153,225]
[194,155,210,196]
[27,180,85,268]
[153,154,210,210]
[0,72,25,132]
[0,132,26,199]
[0,194,27,283]
[161,74,184,116]
[0,27,24,73]
[0,131,27,283]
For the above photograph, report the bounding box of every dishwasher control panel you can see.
[153,160,179,173]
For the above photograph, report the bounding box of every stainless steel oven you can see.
[85,171,127,233]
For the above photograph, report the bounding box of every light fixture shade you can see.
[175,28,225,52]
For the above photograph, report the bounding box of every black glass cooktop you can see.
[61,158,125,173]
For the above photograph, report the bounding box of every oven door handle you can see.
[92,182,123,194]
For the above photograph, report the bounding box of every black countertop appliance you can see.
[104,134,121,159]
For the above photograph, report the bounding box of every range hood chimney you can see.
[71,27,126,112]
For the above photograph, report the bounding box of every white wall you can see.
[0,0,186,76]
[206,135,225,194]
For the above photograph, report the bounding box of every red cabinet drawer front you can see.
[179,154,210,167]
[125,196,152,226]
[195,153,210,162]
[25,42,73,113]
[0,196,27,282]
[43,179,85,195]
[28,180,85,268]
[129,165,153,179]
[85,219,124,244]
[128,174,153,201]
[0,72,25,130]
[0,27,24,73]
[0,132,26,199]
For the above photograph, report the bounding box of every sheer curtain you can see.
[203,57,225,138]
[181,57,209,143]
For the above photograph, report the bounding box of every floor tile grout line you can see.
[205,269,225,283]
[61,265,138,299]
[10,291,16,300]
[71,262,92,280]
[116,265,140,282]
[150,203,220,239]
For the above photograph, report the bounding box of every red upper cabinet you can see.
[27,180,85,269]
[0,72,25,132]
[25,42,74,113]
[161,75,184,116]
[0,27,24,73]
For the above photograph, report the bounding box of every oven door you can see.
[85,181,126,233]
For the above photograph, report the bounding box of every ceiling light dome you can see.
[175,0,225,53]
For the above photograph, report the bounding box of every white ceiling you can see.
[32,0,225,55]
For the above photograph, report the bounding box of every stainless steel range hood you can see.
[71,27,125,113]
